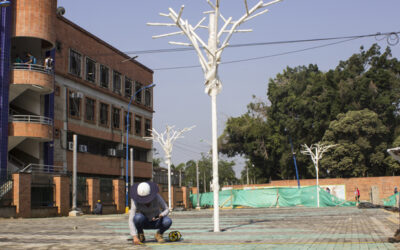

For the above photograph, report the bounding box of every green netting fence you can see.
[383,193,399,206]
[190,186,356,208]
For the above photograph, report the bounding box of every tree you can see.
[321,109,390,177]
[219,44,400,180]
[182,154,238,191]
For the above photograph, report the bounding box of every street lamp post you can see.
[148,0,282,232]
[125,83,155,213]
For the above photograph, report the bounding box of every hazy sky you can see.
[57,0,400,177]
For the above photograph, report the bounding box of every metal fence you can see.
[9,115,53,126]
[13,63,53,74]
[20,164,66,175]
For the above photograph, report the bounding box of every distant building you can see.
[0,0,154,215]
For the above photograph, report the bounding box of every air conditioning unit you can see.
[79,145,87,153]
[70,92,83,98]
[68,141,74,151]
[107,148,116,157]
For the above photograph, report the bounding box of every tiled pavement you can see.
[0,207,399,249]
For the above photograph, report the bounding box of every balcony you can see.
[8,115,53,149]
[10,63,54,101]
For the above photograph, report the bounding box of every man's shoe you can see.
[138,233,145,243]
[155,232,165,243]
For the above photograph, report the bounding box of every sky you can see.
[57,0,400,178]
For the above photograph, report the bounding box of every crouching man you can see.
[128,181,172,245]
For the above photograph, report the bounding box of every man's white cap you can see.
[137,182,151,197]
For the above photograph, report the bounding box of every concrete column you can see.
[53,175,70,216]
[171,185,175,209]
[86,178,99,212]
[113,179,125,213]
[12,173,31,218]
[181,186,189,209]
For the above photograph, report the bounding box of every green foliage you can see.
[219,44,400,179]
[178,154,238,191]
[321,109,390,177]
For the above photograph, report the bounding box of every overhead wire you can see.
[152,37,361,70]
[120,31,399,55]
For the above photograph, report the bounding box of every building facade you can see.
[0,0,154,216]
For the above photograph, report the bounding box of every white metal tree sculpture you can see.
[145,125,194,211]
[148,0,282,232]
[301,143,336,208]
[388,147,400,163]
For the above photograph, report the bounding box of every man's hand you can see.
[133,236,142,245]
[152,214,163,221]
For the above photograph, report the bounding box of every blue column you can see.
[44,49,55,168]
[0,2,12,183]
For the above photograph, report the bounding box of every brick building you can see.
[0,0,154,217]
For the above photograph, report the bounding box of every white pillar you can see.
[130,148,134,187]
[72,134,77,210]
[211,89,220,232]
[167,157,172,211]
[196,160,200,209]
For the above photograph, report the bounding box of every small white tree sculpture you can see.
[301,142,336,207]
[145,125,195,211]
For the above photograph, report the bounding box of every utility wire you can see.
[175,141,210,152]
[174,144,202,157]
[122,31,399,55]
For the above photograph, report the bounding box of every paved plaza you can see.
[0,207,399,249]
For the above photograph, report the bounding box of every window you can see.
[145,119,151,136]
[124,112,132,133]
[112,107,121,129]
[69,49,81,77]
[135,82,142,103]
[56,41,62,53]
[100,65,109,88]
[135,116,142,136]
[124,77,132,98]
[99,103,109,126]
[54,85,60,96]
[86,58,96,83]
[145,88,152,107]
[113,71,121,94]
[85,97,95,122]
[69,90,81,118]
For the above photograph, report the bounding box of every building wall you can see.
[52,15,154,180]
[12,0,56,49]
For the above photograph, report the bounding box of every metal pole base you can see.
[69,210,83,217]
